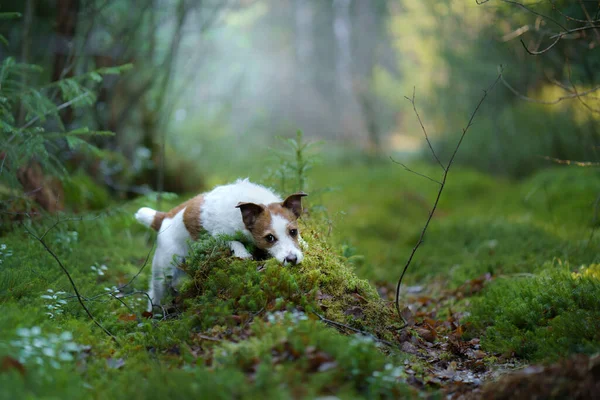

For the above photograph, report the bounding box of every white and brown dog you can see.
[135,179,307,310]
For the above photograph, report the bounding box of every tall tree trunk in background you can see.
[53,0,80,125]
[16,0,64,212]
[137,0,188,199]
[295,0,313,77]
[18,0,34,125]
[354,0,381,154]
[332,0,352,139]
[333,0,352,105]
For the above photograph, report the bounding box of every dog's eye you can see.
[265,234,277,243]
[289,229,298,237]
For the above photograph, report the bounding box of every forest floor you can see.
[1,161,599,399]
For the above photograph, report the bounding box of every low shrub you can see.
[466,263,600,361]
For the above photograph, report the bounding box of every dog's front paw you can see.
[229,241,253,260]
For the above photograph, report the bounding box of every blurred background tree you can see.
[1,0,598,212]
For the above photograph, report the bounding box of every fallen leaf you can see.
[1,356,25,376]
[401,342,419,354]
[415,326,437,343]
[344,306,364,319]
[400,307,415,327]
[118,314,137,322]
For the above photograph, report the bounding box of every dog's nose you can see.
[285,254,298,265]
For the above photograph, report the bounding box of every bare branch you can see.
[500,68,600,104]
[566,61,600,114]
[542,156,600,167]
[500,0,567,31]
[549,0,600,24]
[394,72,502,327]
[389,157,442,185]
[548,25,600,39]
[404,87,445,171]
[23,223,117,342]
[520,35,561,55]
[313,312,396,348]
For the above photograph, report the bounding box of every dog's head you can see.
[236,193,307,266]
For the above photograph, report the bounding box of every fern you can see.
[0,19,130,212]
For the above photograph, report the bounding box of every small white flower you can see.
[17,328,31,337]
[42,347,55,357]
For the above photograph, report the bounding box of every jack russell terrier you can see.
[135,179,307,311]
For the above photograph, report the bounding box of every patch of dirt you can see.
[378,274,524,397]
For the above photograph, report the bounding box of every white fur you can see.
[270,215,304,265]
[136,179,304,311]
[148,209,190,311]
[200,178,282,236]
[135,207,156,228]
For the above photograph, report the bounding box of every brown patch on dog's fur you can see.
[150,195,204,240]
[183,196,204,240]
[237,202,300,250]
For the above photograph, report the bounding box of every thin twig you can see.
[550,0,600,24]
[502,0,566,30]
[520,35,561,55]
[566,60,600,115]
[109,293,139,320]
[405,87,445,171]
[313,312,395,348]
[394,72,502,327]
[389,157,442,185]
[19,92,92,131]
[23,223,118,342]
[542,156,600,167]
[500,68,600,104]
[197,334,222,342]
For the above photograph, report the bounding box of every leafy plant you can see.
[0,13,130,213]
[267,130,320,194]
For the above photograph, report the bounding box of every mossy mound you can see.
[180,219,400,342]
[466,263,600,361]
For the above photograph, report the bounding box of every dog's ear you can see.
[282,192,307,219]
[236,202,265,229]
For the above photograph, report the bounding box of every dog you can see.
[135,178,307,311]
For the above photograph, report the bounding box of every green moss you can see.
[466,263,600,361]
[183,219,399,340]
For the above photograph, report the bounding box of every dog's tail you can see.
[135,207,165,231]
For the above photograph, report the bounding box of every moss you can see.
[182,219,399,340]
[466,263,600,361]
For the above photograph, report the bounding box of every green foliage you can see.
[0,193,416,399]
[388,1,600,177]
[0,47,129,211]
[183,222,397,338]
[267,130,321,194]
[309,161,600,285]
[213,316,413,398]
[466,264,600,361]
[62,170,111,211]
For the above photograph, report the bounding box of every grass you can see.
[0,196,414,399]
[308,161,600,285]
[1,155,599,398]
